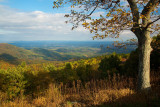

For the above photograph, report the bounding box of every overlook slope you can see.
[0,43,39,60]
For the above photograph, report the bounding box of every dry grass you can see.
[79,88,134,106]
[0,71,160,107]
[1,99,34,107]
[32,84,65,107]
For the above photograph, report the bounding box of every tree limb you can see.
[127,0,140,26]
[88,2,99,16]
[141,0,160,17]
[145,16,160,30]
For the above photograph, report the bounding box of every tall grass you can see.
[0,71,159,107]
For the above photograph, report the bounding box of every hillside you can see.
[55,47,101,58]
[0,43,79,63]
[31,48,73,61]
[0,53,20,65]
[0,43,137,64]
[0,43,40,60]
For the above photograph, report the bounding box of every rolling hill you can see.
[31,48,72,61]
[0,42,137,64]
[0,43,40,59]
[0,43,78,64]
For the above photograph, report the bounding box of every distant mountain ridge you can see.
[0,43,77,64]
[9,41,114,49]
[0,43,39,59]
[31,48,72,61]
[0,42,137,64]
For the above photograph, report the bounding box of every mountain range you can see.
[0,43,76,64]
[0,41,137,64]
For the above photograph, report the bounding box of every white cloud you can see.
[0,4,136,42]
[119,30,136,40]
[0,29,19,34]
[91,12,105,17]
[0,5,93,41]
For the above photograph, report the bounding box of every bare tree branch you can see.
[144,16,160,30]
[87,2,99,16]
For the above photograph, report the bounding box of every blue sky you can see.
[0,0,66,13]
[0,0,136,42]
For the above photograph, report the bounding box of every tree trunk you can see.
[137,30,152,90]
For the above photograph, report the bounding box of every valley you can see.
[0,41,137,65]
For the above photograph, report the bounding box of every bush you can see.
[123,49,139,77]
[0,64,27,99]
[98,53,121,78]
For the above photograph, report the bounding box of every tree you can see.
[98,53,121,77]
[53,0,160,90]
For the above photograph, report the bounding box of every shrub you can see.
[24,70,53,97]
[98,53,121,78]
[123,49,139,77]
[0,66,27,99]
